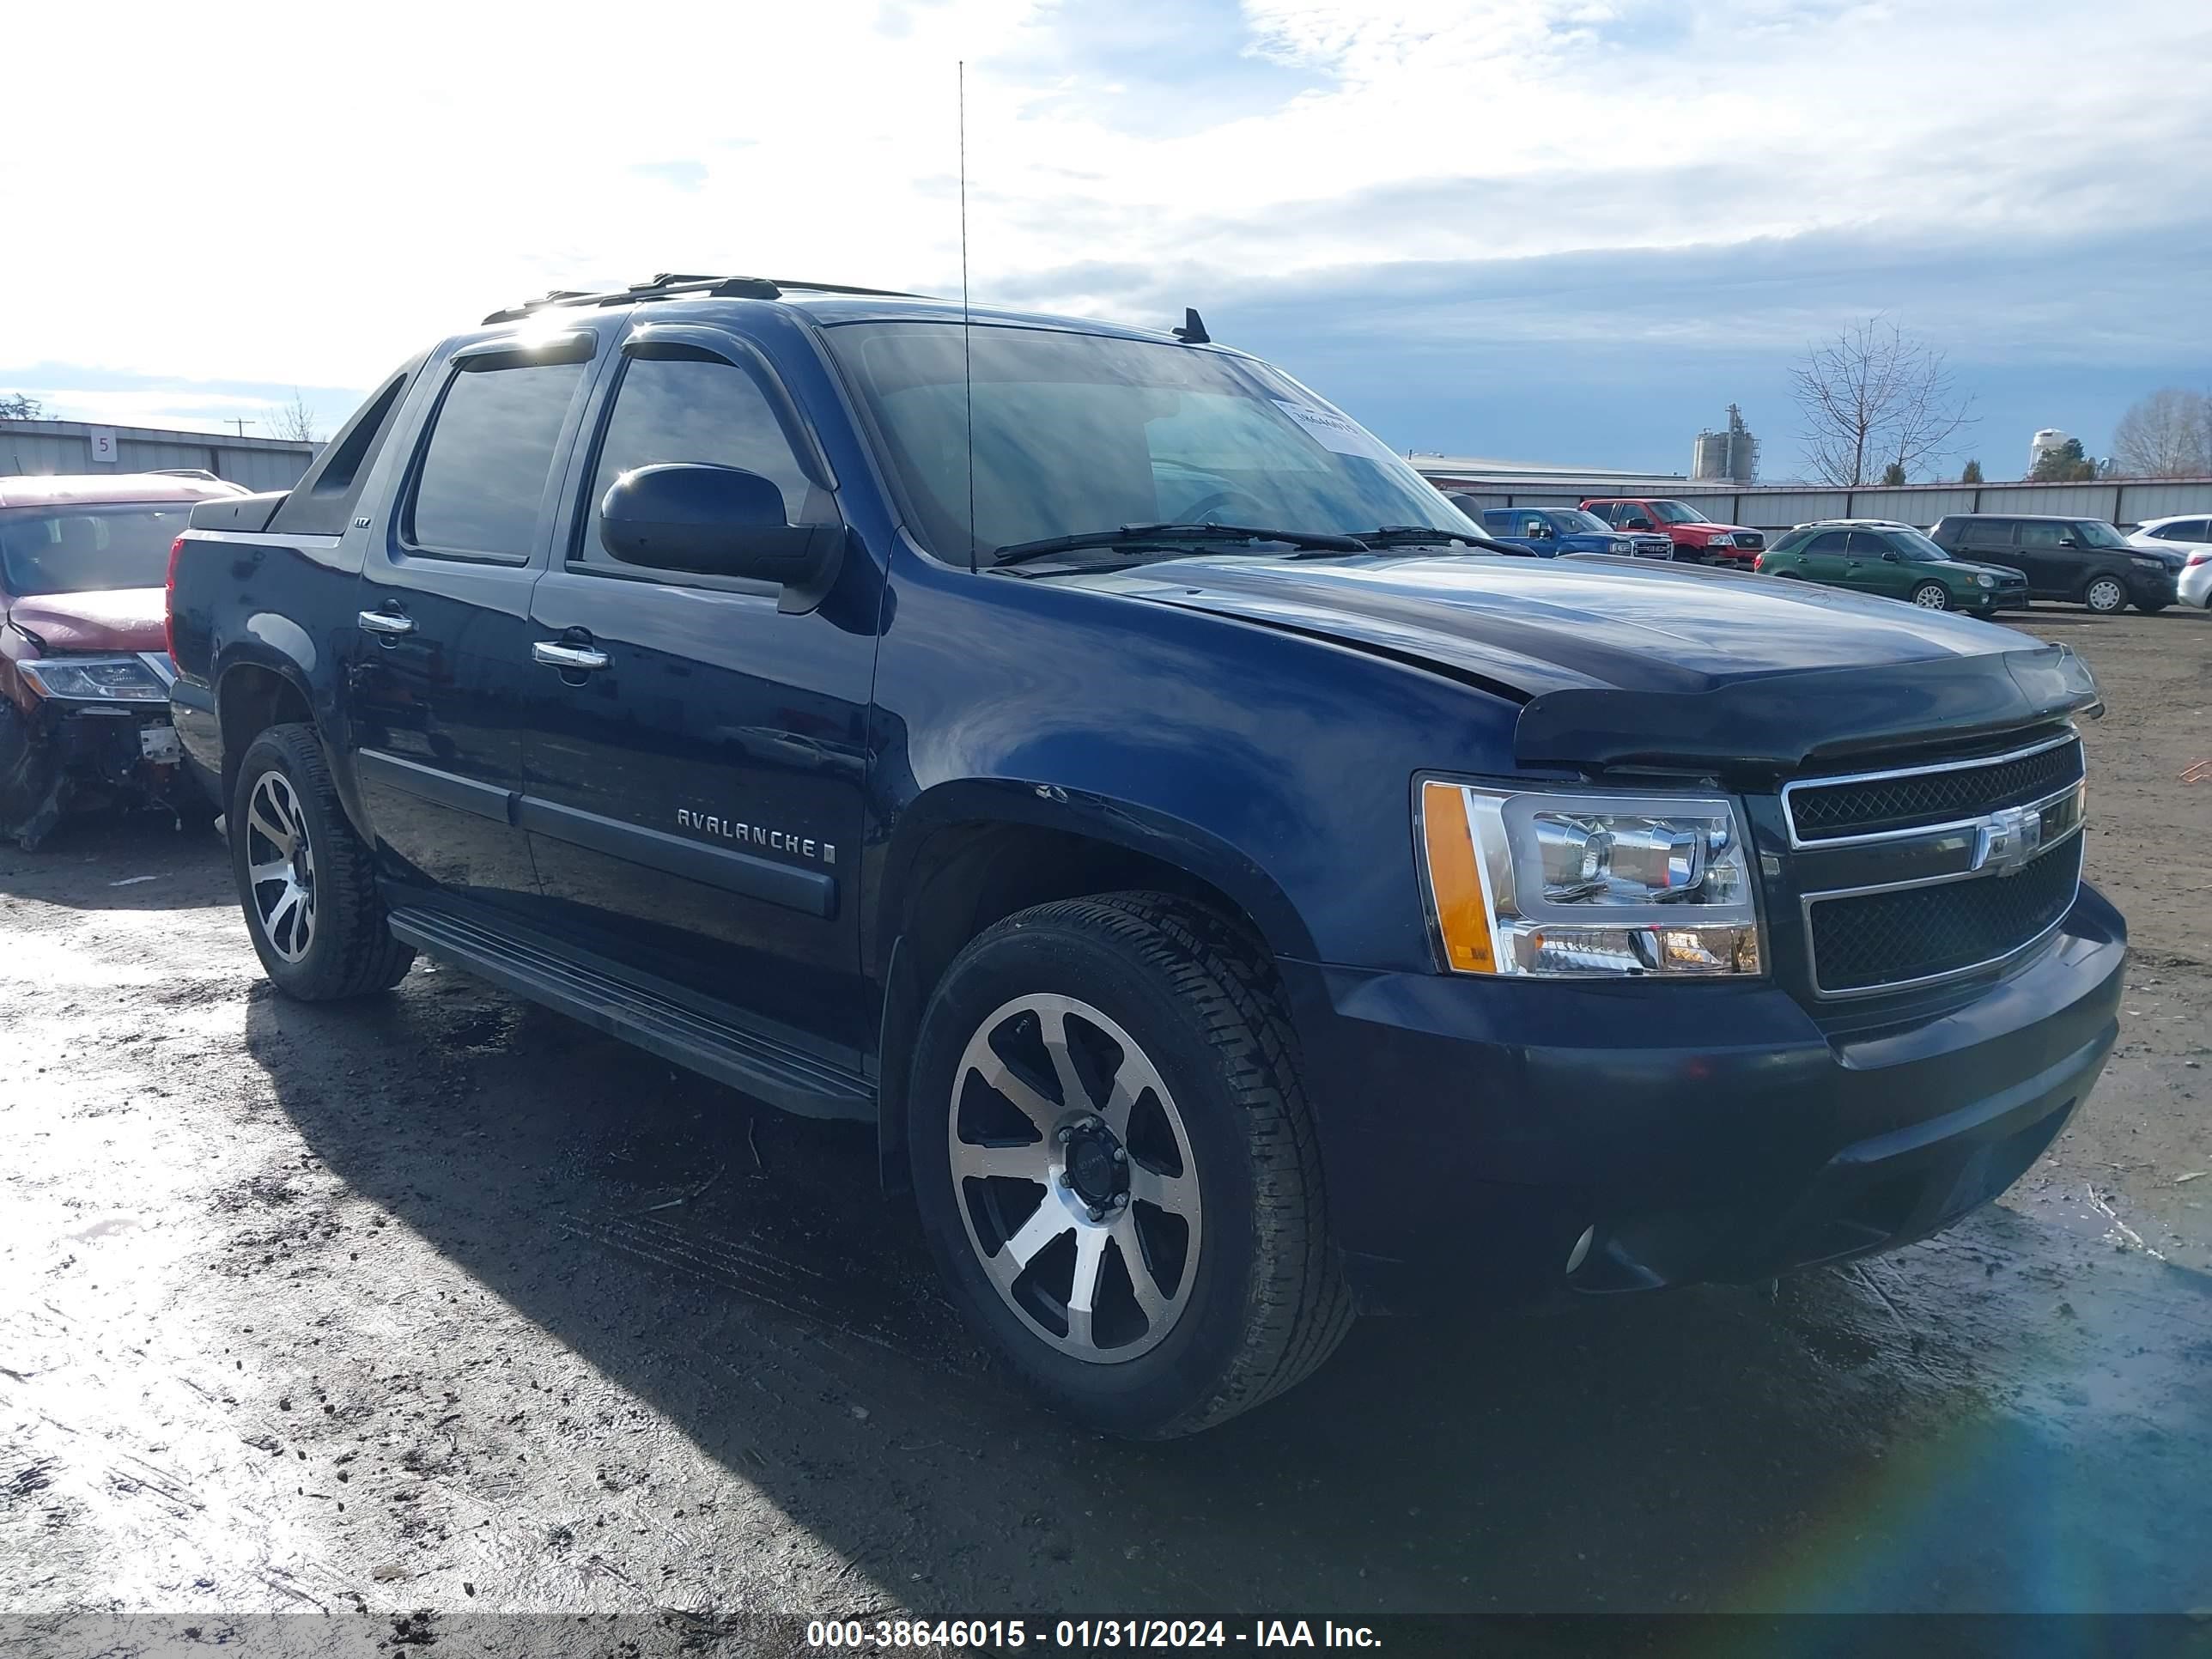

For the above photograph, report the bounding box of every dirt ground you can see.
[1,606,2208,1647]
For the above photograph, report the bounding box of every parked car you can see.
[2127,514,2212,581]
[170,275,2125,1438]
[0,472,236,848]
[1755,521,2028,613]
[2175,548,2212,610]
[1928,514,2176,614]
[1579,497,1765,564]
[1472,506,1674,560]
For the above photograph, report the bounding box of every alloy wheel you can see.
[244,771,316,963]
[1912,583,1950,610]
[948,993,1202,1364]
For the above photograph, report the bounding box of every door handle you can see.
[357,609,416,637]
[532,641,610,672]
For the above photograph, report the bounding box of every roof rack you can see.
[482,272,926,325]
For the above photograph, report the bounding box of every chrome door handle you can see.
[357,609,416,636]
[532,641,610,672]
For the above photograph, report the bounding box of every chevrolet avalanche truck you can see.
[167,276,2126,1438]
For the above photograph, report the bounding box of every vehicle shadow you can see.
[0,815,232,912]
[243,968,2212,1615]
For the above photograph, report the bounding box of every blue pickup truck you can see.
[1471,505,1675,560]
[167,276,2124,1437]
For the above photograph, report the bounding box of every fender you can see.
[868,774,1317,973]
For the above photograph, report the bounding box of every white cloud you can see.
[0,0,2204,404]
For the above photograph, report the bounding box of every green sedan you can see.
[1755,521,2030,613]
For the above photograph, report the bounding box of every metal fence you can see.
[1419,470,2212,532]
[0,420,318,494]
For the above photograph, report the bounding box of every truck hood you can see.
[1085,553,2100,775]
[6,587,168,654]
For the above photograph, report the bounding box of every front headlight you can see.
[17,655,168,702]
[1977,573,1995,588]
[1610,538,1632,555]
[1419,779,1763,978]
[2130,556,2163,570]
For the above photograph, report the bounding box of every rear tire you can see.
[231,725,414,1000]
[2083,576,2126,614]
[909,893,1353,1438]
[1911,581,1951,610]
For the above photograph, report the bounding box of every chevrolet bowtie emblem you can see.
[1972,804,2045,877]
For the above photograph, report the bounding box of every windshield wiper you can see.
[991,522,1370,568]
[1300,526,1520,558]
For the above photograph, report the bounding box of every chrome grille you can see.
[1785,735,2082,843]
[1786,734,2087,999]
[1808,837,2081,994]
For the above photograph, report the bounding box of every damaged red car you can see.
[1,473,236,848]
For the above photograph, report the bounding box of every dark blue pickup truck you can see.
[167,276,2125,1437]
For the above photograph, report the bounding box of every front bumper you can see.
[2126,571,2179,605]
[1280,881,2125,1312]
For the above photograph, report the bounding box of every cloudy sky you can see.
[3,0,2207,480]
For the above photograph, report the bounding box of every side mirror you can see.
[1881,550,1899,562]
[2057,537,2078,548]
[1625,517,1652,531]
[601,464,843,613]
[1528,523,1553,539]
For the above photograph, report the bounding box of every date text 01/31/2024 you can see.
[805,1619,1382,1650]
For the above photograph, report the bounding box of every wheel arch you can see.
[215,657,315,807]
[869,785,1304,1191]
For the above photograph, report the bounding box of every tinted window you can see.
[1550,509,1611,534]
[2073,520,2129,549]
[1802,531,1851,556]
[2019,522,2066,549]
[2154,519,2210,541]
[1959,518,2014,546]
[0,502,196,595]
[410,360,587,556]
[580,354,829,569]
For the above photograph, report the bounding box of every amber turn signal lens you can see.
[1421,781,1498,974]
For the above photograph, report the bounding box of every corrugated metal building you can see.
[1413,455,2212,532]
[0,419,317,493]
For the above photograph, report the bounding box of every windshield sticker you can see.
[1273,400,1392,461]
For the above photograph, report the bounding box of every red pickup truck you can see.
[1581,498,1765,565]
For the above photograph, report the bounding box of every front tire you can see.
[2083,576,2126,614]
[1911,581,1951,611]
[2135,599,2169,614]
[231,724,414,1000]
[909,894,1352,1438]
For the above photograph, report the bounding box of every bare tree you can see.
[0,392,45,421]
[1788,315,1977,487]
[2110,387,2212,477]
[267,389,321,445]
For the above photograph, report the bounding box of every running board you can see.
[386,908,876,1122]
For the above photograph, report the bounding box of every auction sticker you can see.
[1273,400,1392,461]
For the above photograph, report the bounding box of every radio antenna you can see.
[959,59,977,574]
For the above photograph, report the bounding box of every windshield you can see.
[1650,501,1711,525]
[2073,520,2130,549]
[0,502,193,596]
[1889,528,1952,562]
[1551,509,1612,534]
[823,322,1471,564]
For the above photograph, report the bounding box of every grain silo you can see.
[1691,404,1759,484]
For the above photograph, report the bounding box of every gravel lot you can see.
[2,605,2208,1645]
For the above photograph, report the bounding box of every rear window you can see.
[409,358,588,557]
[0,502,196,595]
